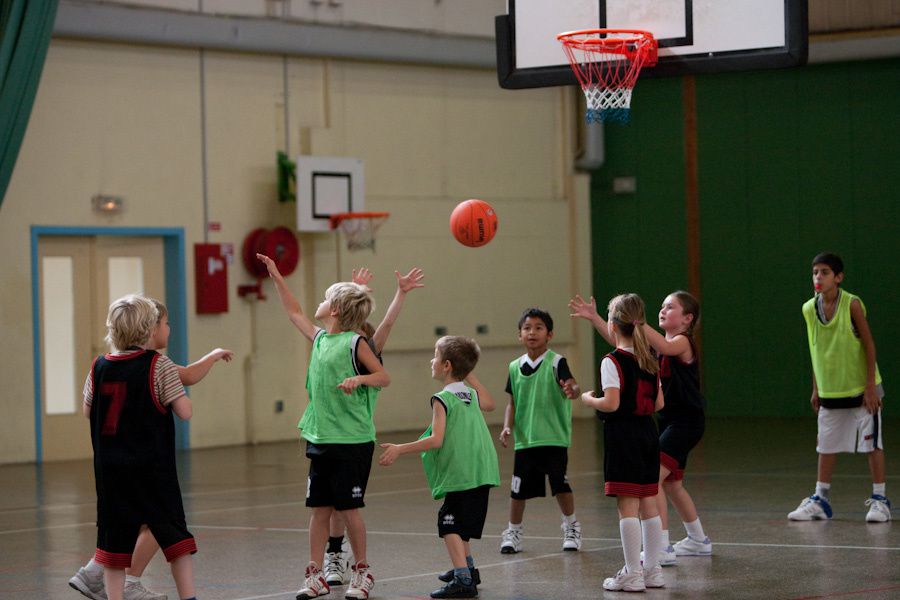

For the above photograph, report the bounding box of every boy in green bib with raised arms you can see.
[498,308,582,553]
[257,254,390,600]
[788,252,890,523]
[379,336,499,599]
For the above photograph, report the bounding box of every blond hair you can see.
[325,282,374,332]
[608,293,658,375]
[435,336,480,381]
[105,294,159,352]
[150,298,168,322]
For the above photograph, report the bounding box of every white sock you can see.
[816,481,831,500]
[684,518,706,541]
[508,521,522,531]
[661,528,671,549]
[563,513,578,526]
[641,516,663,570]
[873,482,886,497]
[619,517,642,574]
[125,574,141,583]
[84,558,103,575]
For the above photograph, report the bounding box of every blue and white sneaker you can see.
[788,494,833,521]
[865,495,892,522]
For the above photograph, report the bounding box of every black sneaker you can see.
[438,567,480,585]
[430,578,478,599]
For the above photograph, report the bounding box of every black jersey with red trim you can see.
[90,350,184,526]
[598,349,659,421]
[658,336,705,418]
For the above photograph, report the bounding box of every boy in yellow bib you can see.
[789,252,890,522]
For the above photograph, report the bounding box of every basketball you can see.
[450,199,498,247]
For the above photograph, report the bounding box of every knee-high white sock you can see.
[619,517,642,574]
[641,516,663,570]
[684,517,707,541]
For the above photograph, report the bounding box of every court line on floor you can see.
[1,466,895,517]
[188,524,900,552]
[228,544,624,600]
[789,583,900,599]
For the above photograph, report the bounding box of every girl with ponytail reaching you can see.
[571,291,711,567]
[577,294,665,592]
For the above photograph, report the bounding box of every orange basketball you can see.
[450,199,498,247]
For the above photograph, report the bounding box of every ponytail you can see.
[631,321,658,375]
[608,293,659,375]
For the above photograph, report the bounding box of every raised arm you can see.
[850,298,881,414]
[465,372,495,412]
[371,268,425,353]
[642,325,694,360]
[178,348,234,386]
[257,253,317,341]
[379,399,446,465]
[337,339,391,394]
[569,294,615,346]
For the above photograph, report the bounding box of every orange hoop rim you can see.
[557,29,655,44]
[329,211,390,229]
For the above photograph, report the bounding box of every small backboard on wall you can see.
[296,156,365,232]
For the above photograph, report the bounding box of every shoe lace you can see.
[563,522,581,541]
[503,528,521,543]
[865,497,889,510]
[323,553,341,576]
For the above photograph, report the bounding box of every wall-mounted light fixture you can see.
[92,194,124,214]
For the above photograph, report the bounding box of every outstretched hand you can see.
[211,348,234,363]
[379,443,400,466]
[396,267,425,293]
[569,294,599,321]
[256,253,281,279]
[353,267,374,289]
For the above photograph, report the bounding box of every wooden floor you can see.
[3,417,899,599]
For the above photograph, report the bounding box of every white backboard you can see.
[296,156,365,233]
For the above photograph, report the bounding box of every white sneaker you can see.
[643,564,665,588]
[603,566,645,592]
[641,544,676,567]
[500,527,523,554]
[673,535,712,556]
[865,495,892,522]
[69,567,107,600]
[561,520,582,551]
[345,562,375,599]
[788,494,833,521]
[124,580,167,600]
[296,562,330,600]
[323,550,351,586]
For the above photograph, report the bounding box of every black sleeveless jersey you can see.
[658,337,705,418]
[90,350,183,526]
[598,349,659,421]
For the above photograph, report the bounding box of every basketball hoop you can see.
[558,29,657,123]
[329,212,390,252]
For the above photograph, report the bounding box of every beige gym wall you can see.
[0,37,594,463]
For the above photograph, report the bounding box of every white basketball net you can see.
[334,214,389,252]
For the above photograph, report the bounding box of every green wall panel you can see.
[590,58,900,417]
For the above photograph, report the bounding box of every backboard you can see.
[497,0,808,89]
[296,156,365,233]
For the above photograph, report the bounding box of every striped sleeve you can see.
[82,371,94,408]
[153,355,187,406]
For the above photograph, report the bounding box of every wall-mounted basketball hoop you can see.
[329,212,390,252]
[558,29,658,123]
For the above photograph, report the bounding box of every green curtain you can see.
[0,0,58,210]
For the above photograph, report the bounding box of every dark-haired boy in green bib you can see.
[379,336,500,599]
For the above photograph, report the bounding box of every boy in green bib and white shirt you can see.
[498,308,582,553]
[379,336,500,599]
[257,254,391,600]
[789,252,890,523]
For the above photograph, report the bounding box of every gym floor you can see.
[3,417,899,599]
